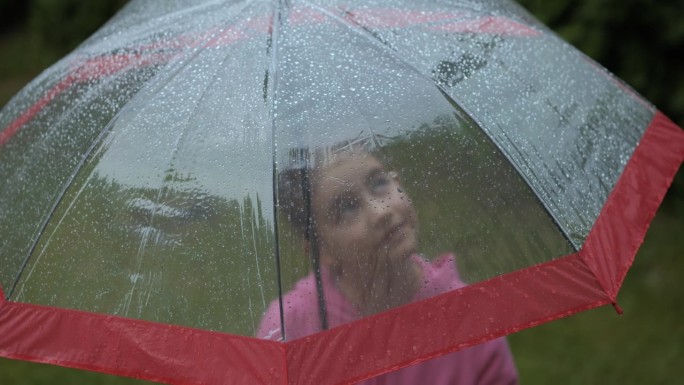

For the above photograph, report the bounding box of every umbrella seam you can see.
[485,115,579,251]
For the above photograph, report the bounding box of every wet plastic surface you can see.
[1,1,680,384]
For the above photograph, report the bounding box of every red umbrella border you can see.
[1,7,683,385]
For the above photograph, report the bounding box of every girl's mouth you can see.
[380,221,407,247]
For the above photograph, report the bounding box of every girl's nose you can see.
[369,189,403,225]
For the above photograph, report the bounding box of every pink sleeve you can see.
[476,338,519,385]
[256,299,283,341]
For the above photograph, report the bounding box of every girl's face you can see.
[310,152,418,278]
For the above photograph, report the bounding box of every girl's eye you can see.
[340,198,359,213]
[331,195,360,224]
[369,171,394,193]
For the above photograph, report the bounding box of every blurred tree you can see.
[0,0,29,34]
[28,0,129,55]
[0,0,128,102]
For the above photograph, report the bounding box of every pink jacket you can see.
[258,254,518,384]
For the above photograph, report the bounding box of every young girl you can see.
[258,143,518,384]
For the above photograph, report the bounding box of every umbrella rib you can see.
[299,0,578,251]
[489,117,579,250]
[268,0,289,342]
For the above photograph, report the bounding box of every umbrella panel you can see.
[0,0,281,298]
[270,2,573,339]
[8,1,282,336]
[320,0,656,248]
[0,64,161,294]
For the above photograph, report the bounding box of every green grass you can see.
[0,358,155,385]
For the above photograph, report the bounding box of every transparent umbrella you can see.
[1,0,683,384]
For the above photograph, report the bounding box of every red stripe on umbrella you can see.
[0,52,171,147]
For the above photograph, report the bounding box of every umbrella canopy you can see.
[1,0,683,384]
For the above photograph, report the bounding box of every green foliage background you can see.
[0,0,682,384]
